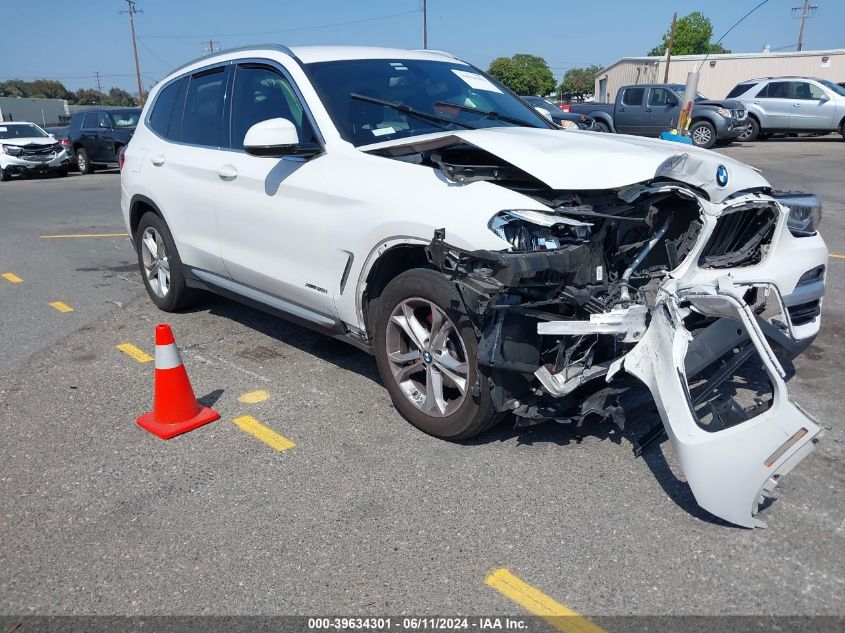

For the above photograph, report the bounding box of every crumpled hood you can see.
[1,137,55,147]
[362,126,770,203]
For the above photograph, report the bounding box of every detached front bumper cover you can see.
[617,277,821,528]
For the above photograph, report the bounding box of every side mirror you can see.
[243,118,320,158]
[534,107,553,121]
[819,93,830,103]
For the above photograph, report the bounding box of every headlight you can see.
[775,193,822,236]
[1,144,22,156]
[488,209,591,251]
[53,143,64,153]
[716,107,731,118]
[558,119,579,130]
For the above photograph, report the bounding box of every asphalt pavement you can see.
[1,140,843,624]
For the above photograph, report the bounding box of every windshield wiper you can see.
[350,93,477,130]
[435,101,540,128]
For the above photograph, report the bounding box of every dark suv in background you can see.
[68,108,142,173]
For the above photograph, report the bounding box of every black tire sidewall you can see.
[373,268,496,440]
[76,148,93,174]
[135,212,193,312]
[743,117,760,142]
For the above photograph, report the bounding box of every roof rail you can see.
[168,43,298,78]
[412,48,459,59]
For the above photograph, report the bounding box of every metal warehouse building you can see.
[0,97,70,127]
[594,49,845,103]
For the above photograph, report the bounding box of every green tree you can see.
[487,54,556,96]
[0,79,72,99]
[103,87,137,107]
[648,12,731,56]
[73,89,106,105]
[559,65,603,100]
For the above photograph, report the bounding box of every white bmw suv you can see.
[122,45,828,527]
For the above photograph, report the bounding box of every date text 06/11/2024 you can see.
[307,617,531,630]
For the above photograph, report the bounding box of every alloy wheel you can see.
[385,298,469,417]
[692,126,712,146]
[140,227,171,298]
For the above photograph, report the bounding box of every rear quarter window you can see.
[148,78,185,139]
[726,83,755,98]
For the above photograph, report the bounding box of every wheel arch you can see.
[129,194,166,239]
[355,239,432,335]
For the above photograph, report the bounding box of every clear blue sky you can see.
[1,0,842,94]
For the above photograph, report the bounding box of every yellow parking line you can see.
[116,343,153,363]
[2,272,23,283]
[238,390,269,404]
[49,301,74,313]
[485,568,606,633]
[40,233,128,239]
[830,253,845,260]
[233,415,295,452]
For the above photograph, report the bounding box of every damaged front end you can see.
[424,172,824,528]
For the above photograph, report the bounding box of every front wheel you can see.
[739,117,760,142]
[690,121,717,148]
[373,268,499,440]
[593,120,610,133]
[0,169,10,182]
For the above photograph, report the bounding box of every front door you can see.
[215,62,346,317]
[644,87,680,135]
[790,81,837,129]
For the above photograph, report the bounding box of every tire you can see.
[76,148,94,174]
[0,169,10,182]
[739,117,760,142]
[690,120,717,149]
[56,167,69,178]
[593,120,611,133]
[134,212,196,312]
[840,119,845,140]
[758,132,772,141]
[373,267,499,440]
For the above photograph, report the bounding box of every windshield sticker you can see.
[372,127,396,137]
[451,69,502,94]
[0,127,6,132]
[389,62,409,71]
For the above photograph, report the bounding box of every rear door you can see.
[615,87,648,135]
[790,81,836,129]
[79,112,102,160]
[141,65,230,275]
[644,87,680,135]
[753,81,793,129]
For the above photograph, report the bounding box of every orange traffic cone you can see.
[136,324,220,439]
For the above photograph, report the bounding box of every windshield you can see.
[305,59,552,146]
[0,123,49,139]
[675,89,709,102]
[818,79,845,97]
[108,110,141,128]
[522,96,558,114]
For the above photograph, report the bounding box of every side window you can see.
[621,87,644,107]
[648,88,677,107]
[97,112,111,129]
[181,67,227,147]
[229,64,316,149]
[148,78,184,138]
[794,82,824,100]
[82,112,99,129]
[764,82,791,99]
[726,83,753,98]
[755,84,769,98]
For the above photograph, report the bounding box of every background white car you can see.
[122,45,827,527]
[0,121,71,180]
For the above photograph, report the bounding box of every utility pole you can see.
[121,0,145,104]
[663,12,677,83]
[94,71,102,93]
[203,38,220,54]
[792,0,818,51]
[421,0,428,49]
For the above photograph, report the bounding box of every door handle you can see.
[150,155,165,166]
[217,164,238,181]
[793,103,801,107]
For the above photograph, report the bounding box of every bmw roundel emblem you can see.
[716,164,729,188]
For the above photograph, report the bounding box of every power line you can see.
[137,37,173,69]
[142,9,419,39]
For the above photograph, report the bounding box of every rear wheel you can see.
[76,148,94,174]
[593,120,610,133]
[840,119,845,140]
[373,268,499,440]
[739,117,760,142]
[690,120,716,148]
[135,212,196,312]
[0,169,10,182]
